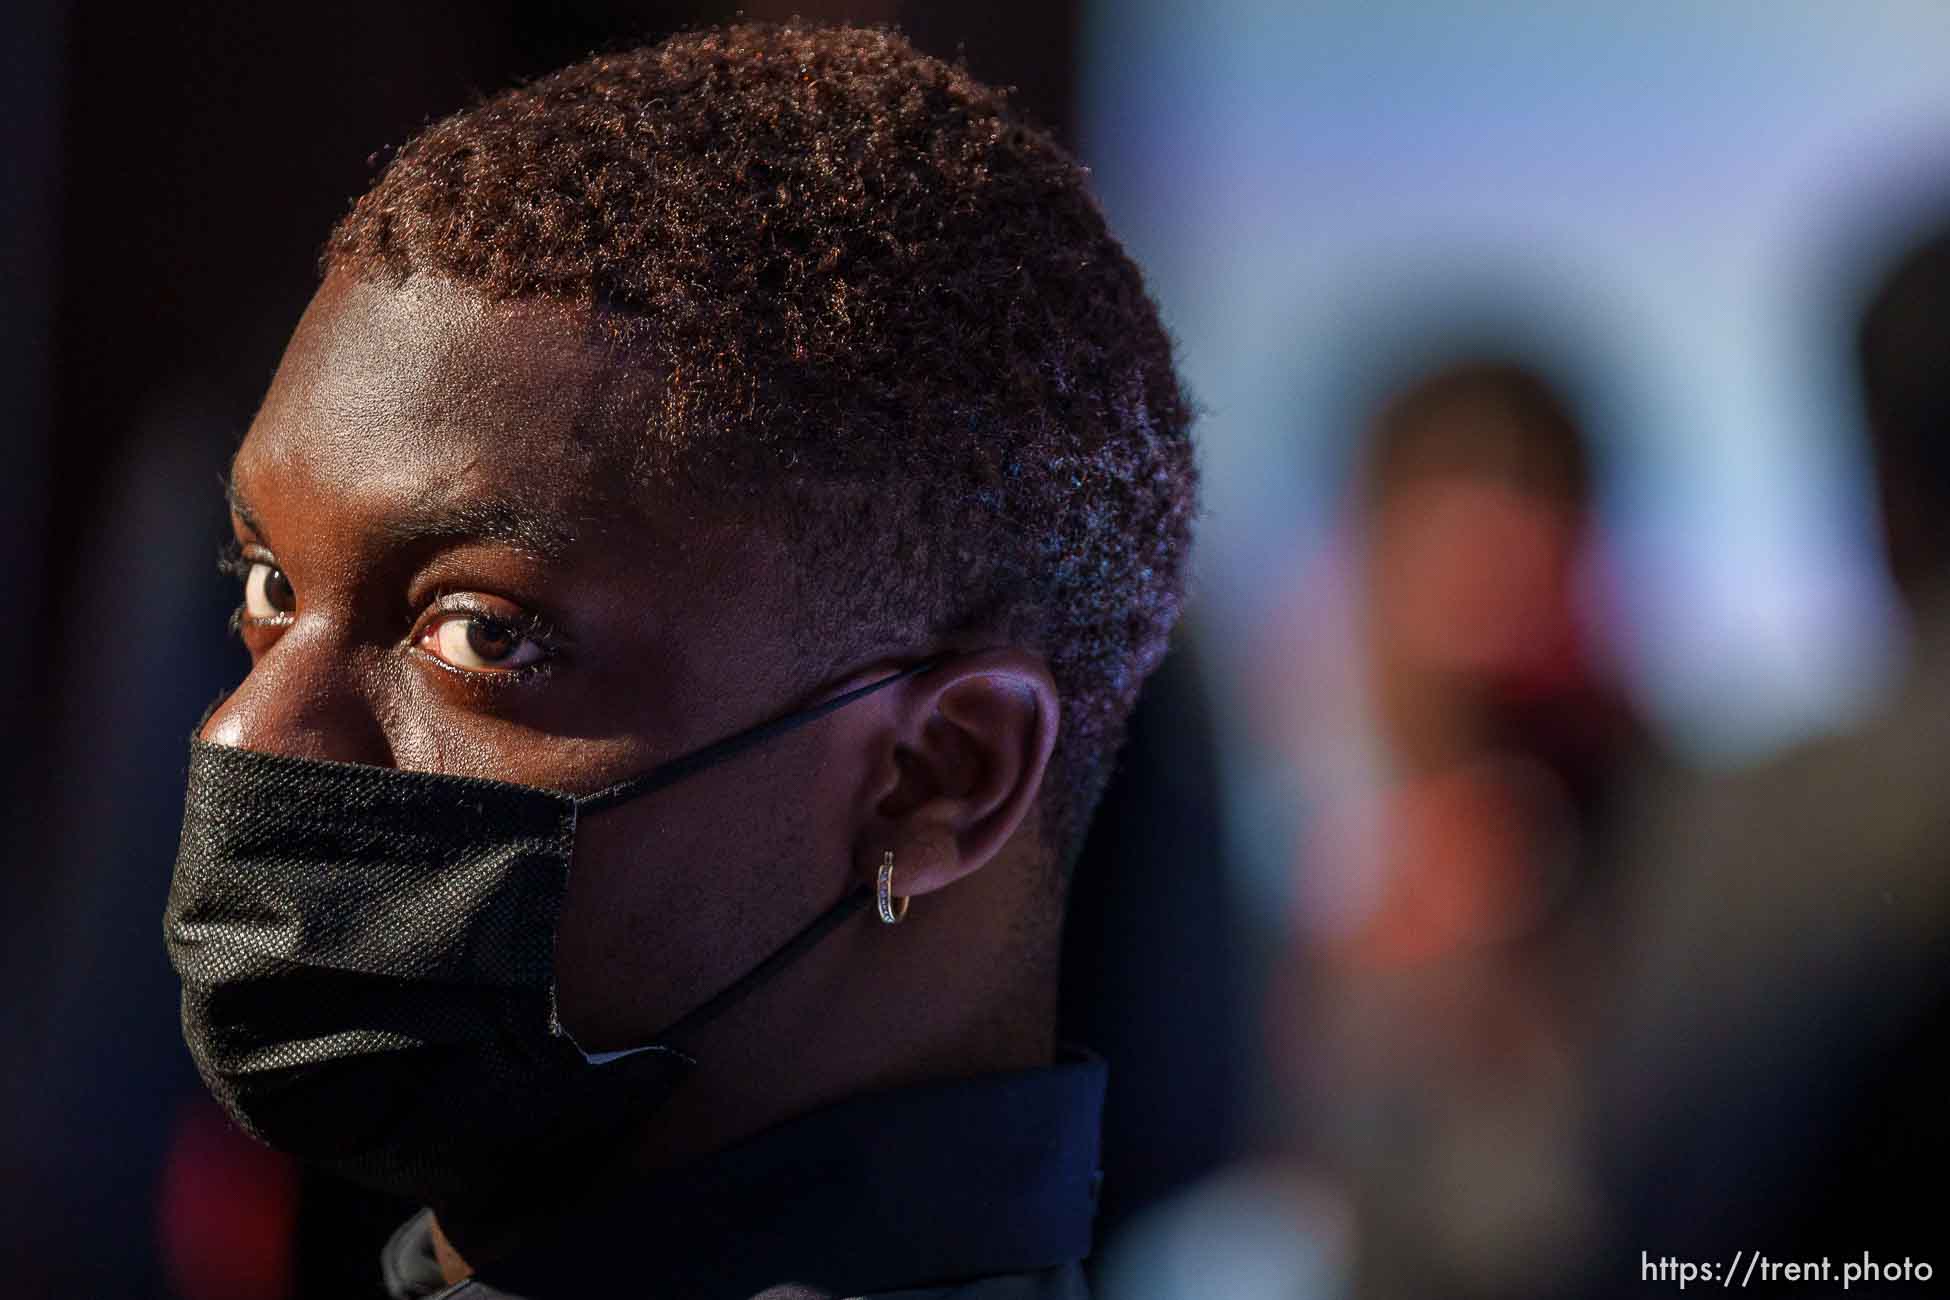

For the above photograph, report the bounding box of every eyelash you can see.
[217,539,278,638]
[215,538,253,584]
[216,540,565,685]
[412,594,565,686]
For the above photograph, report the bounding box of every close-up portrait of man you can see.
[162,21,1196,1300]
[25,4,1950,1299]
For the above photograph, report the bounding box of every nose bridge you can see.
[199,622,396,767]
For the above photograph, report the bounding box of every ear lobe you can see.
[869,649,1058,899]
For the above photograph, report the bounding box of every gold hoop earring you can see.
[876,850,909,925]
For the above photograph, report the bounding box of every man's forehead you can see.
[256,271,609,452]
[233,271,625,551]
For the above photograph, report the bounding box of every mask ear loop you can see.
[655,885,875,1050]
[571,658,937,1062]
[573,888,875,1065]
[574,659,938,814]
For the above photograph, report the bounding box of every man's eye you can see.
[243,562,296,621]
[416,613,549,673]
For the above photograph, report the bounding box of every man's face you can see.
[204,271,865,1053]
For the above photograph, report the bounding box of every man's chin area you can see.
[418,1132,651,1273]
[228,1057,418,1167]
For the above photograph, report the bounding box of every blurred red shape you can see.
[157,1093,298,1300]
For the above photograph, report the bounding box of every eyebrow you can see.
[225,474,578,563]
[224,475,274,550]
[379,492,578,562]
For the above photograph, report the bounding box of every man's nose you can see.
[198,626,394,767]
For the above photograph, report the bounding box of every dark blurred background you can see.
[8,2,1950,1297]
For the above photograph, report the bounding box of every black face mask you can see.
[163,663,929,1219]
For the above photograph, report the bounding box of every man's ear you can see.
[858,649,1059,897]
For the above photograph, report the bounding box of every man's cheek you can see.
[551,796,787,1051]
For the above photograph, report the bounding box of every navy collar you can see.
[386,1051,1107,1299]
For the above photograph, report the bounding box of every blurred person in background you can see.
[1100,355,1661,1300]
[1258,359,1659,1299]
[1595,218,1950,1285]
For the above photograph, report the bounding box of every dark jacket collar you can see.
[385,1051,1107,1299]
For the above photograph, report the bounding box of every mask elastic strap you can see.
[575,659,938,814]
[653,885,874,1050]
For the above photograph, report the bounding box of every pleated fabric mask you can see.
[164,663,928,1215]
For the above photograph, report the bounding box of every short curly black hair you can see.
[323,22,1196,867]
